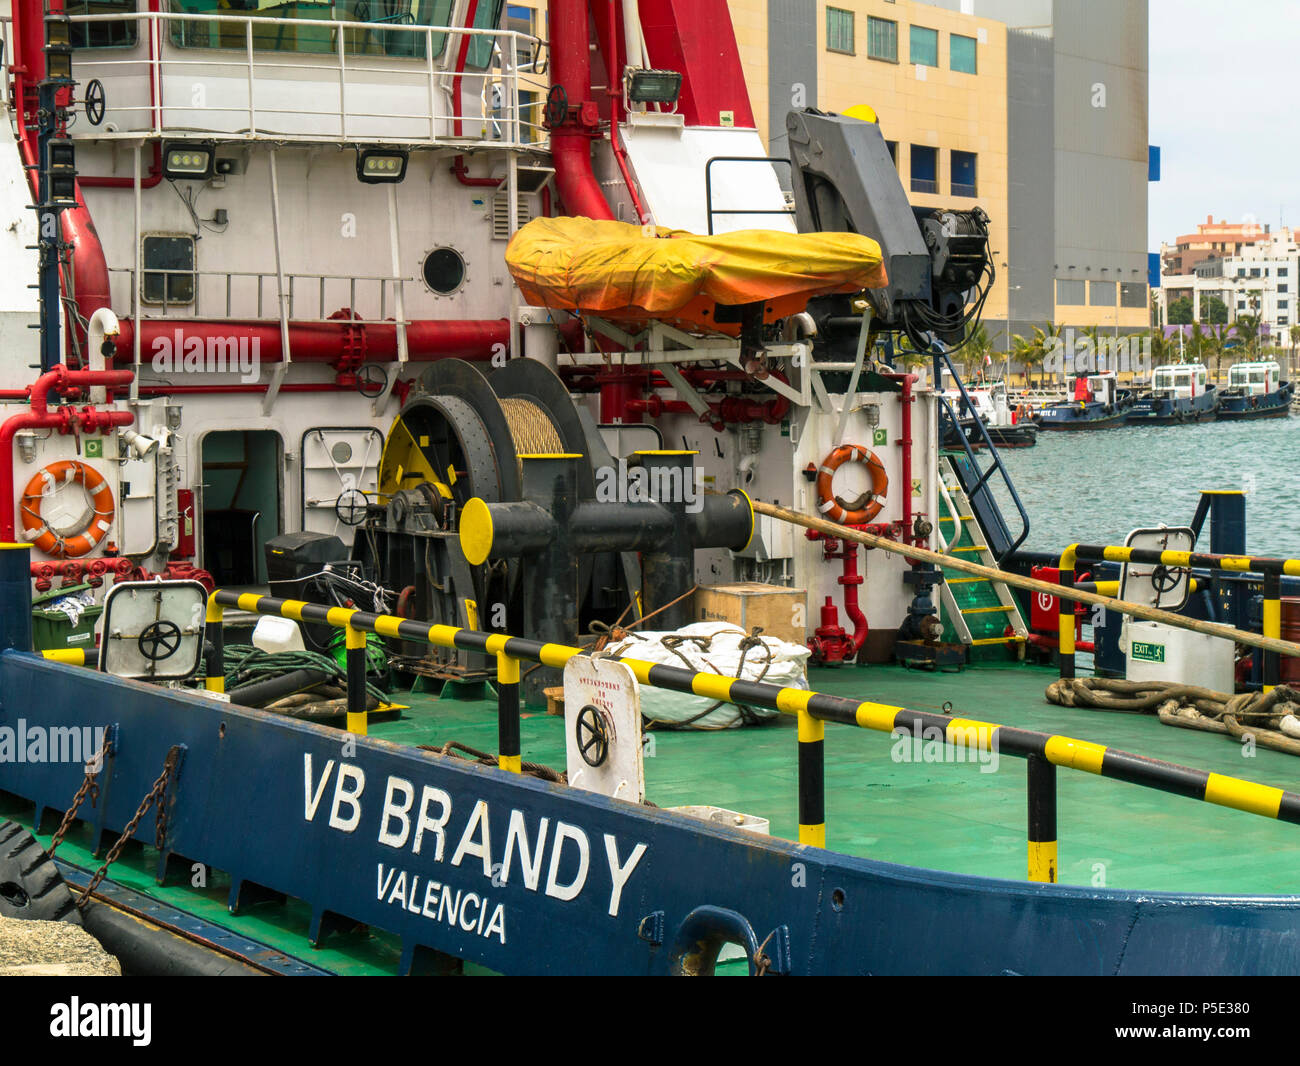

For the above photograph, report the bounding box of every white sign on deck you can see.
[563,657,644,803]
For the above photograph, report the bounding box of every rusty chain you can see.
[75,745,182,909]
[47,730,111,856]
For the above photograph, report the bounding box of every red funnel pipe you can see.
[549,0,613,220]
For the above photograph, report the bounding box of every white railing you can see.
[67,10,547,147]
[108,266,413,323]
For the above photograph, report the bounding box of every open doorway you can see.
[199,430,283,588]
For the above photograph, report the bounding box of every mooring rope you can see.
[1046,677,1300,755]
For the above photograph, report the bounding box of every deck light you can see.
[357,148,409,184]
[162,143,215,180]
[625,69,682,105]
[45,137,78,207]
[43,14,73,83]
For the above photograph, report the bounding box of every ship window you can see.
[141,235,196,305]
[67,0,139,48]
[422,247,465,294]
[166,0,458,59]
[465,0,505,69]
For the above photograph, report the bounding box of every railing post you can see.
[1263,570,1282,693]
[1027,753,1057,883]
[204,593,225,692]
[497,652,521,773]
[1058,546,1077,679]
[797,707,826,848]
[345,622,368,736]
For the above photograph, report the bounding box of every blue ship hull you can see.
[1125,387,1219,425]
[1218,383,1294,421]
[7,649,1300,975]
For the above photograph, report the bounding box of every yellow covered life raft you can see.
[505,217,888,334]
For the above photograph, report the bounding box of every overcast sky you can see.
[1148,0,1300,249]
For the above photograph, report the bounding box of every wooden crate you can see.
[693,583,806,645]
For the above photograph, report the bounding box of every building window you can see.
[1089,280,1117,306]
[1279,267,1289,276]
[1280,300,1289,309]
[910,145,937,194]
[951,150,977,197]
[1057,279,1086,306]
[910,25,939,67]
[867,16,898,62]
[886,140,899,167]
[142,235,195,306]
[1238,268,1246,277]
[950,33,977,74]
[1280,316,1290,325]
[1251,268,1262,277]
[507,4,536,68]
[1280,285,1289,293]
[827,7,854,54]
[1121,282,1148,308]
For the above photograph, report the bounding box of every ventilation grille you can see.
[493,192,535,239]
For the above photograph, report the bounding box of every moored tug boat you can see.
[943,378,1037,448]
[1125,363,1218,424]
[1033,371,1131,430]
[1217,360,1294,420]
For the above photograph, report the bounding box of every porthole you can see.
[422,247,466,295]
[330,440,353,464]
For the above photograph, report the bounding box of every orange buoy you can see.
[815,445,888,524]
[19,460,115,558]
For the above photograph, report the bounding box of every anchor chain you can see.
[47,730,111,856]
[75,745,183,909]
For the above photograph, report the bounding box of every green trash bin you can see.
[30,583,102,653]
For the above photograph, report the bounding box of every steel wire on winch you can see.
[499,397,564,469]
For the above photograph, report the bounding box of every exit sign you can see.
[1131,641,1165,664]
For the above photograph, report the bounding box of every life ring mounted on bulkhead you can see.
[19,460,116,559]
[816,445,888,524]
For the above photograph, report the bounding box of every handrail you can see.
[1059,543,1300,690]
[933,347,1029,561]
[65,11,542,148]
[750,499,1300,664]
[209,588,1300,885]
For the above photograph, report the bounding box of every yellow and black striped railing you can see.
[1059,544,1300,689]
[208,589,1300,884]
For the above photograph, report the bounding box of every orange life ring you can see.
[19,460,115,559]
[816,445,888,524]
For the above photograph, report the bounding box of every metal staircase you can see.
[936,457,1028,659]
[931,348,1030,660]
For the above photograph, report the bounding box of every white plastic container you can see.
[251,615,306,654]
[1122,620,1234,694]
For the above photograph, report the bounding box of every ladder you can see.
[936,454,1028,660]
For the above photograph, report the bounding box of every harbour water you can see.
[991,416,1300,556]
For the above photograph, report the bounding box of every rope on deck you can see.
[1046,677,1300,756]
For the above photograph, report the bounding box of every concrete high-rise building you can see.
[731,0,1153,343]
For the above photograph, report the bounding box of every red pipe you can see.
[2,368,137,542]
[883,372,917,544]
[549,0,614,220]
[113,318,511,364]
[839,538,868,653]
[592,0,650,223]
[451,155,501,188]
[80,142,165,189]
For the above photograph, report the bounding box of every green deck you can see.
[7,659,1300,974]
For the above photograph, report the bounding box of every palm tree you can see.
[1235,313,1262,358]
[1012,322,1060,388]
[1202,326,1226,384]
[1289,324,1300,379]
